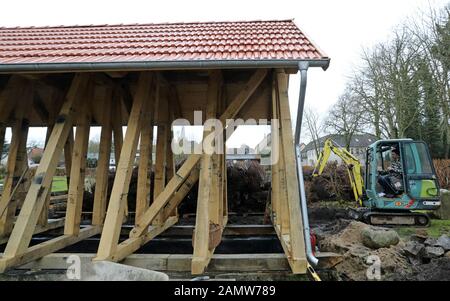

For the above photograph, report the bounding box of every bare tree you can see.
[325,90,364,150]
[304,106,324,158]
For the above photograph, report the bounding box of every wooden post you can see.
[38,91,60,227]
[153,78,168,226]
[136,86,155,223]
[0,84,32,237]
[0,74,90,261]
[112,87,127,221]
[192,70,222,274]
[64,89,92,236]
[92,86,113,226]
[95,72,154,260]
[64,129,74,180]
[274,70,307,274]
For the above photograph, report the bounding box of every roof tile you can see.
[0,20,327,64]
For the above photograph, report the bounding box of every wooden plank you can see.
[276,71,306,273]
[0,74,90,259]
[0,218,66,245]
[129,69,268,240]
[0,84,32,237]
[192,70,222,275]
[64,95,91,236]
[153,79,168,226]
[162,167,200,218]
[136,90,154,223]
[0,126,5,165]
[0,226,101,273]
[38,90,61,228]
[95,72,154,260]
[271,78,281,227]
[92,86,113,226]
[129,154,201,238]
[111,86,128,221]
[100,216,178,262]
[17,253,320,273]
[64,129,74,179]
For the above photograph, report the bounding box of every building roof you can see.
[303,133,378,152]
[0,20,329,70]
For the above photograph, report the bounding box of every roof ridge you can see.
[0,19,295,30]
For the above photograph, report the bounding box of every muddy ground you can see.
[308,203,450,281]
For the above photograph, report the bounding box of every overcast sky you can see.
[1,0,448,148]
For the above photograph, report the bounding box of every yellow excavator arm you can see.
[312,139,364,205]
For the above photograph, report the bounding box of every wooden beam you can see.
[94,72,154,260]
[192,70,221,274]
[135,86,155,223]
[0,226,101,272]
[64,129,74,182]
[92,86,113,226]
[102,216,178,262]
[0,74,90,259]
[162,167,200,218]
[64,91,91,236]
[153,80,167,226]
[38,89,62,228]
[129,69,268,239]
[111,86,127,221]
[275,71,306,274]
[0,83,32,237]
[129,154,201,238]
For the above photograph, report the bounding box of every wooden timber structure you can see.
[0,20,329,274]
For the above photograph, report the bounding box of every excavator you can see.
[312,138,441,226]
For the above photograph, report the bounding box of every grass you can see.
[50,176,68,193]
[0,176,68,194]
[396,219,450,239]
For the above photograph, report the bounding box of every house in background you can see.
[301,133,378,167]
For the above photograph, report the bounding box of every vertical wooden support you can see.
[0,116,29,237]
[192,70,221,275]
[95,72,154,261]
[64,91,92,236]
[64,129,74,179]
[0,75,90,265]
[274,70,307,274]
[0,84,32,237]
[92,86,113,226]
[153,78,167,226]
[271,79,281,227]
[38,93,59,227]
[112,87,127,221]
[136,86,155,223]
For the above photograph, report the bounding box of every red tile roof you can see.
[0,20,328,66]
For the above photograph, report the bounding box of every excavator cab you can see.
[364,139,440,226]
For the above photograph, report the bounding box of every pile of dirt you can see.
[319,221,411,281]
[390,257,450,281]
[303,162,356,202]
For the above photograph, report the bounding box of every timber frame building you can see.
[0,20,329,274]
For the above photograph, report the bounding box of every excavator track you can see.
[363,211,430,227]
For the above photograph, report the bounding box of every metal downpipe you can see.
[294,61,319,266]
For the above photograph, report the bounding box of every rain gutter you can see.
[0,59,330,73]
